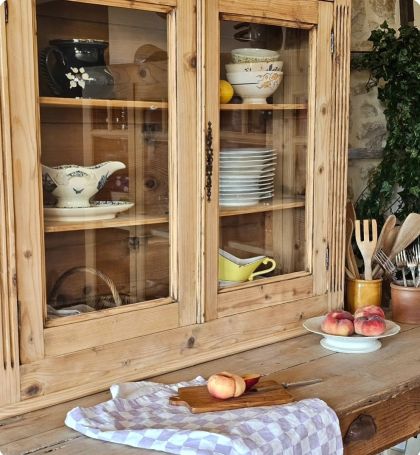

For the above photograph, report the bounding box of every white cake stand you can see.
[303,316,400,354]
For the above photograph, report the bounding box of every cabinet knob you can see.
[344,414,377,444]
[205,121,214,202]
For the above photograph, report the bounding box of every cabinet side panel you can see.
[0,3,20,405]
[6,0,45,363]
[329,0,351,308]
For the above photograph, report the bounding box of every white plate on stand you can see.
[303,316,400,353]
[44,201,134,221]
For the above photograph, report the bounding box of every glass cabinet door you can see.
[218,21,310,284]
[36,1,173,319]
[204,3,330,319]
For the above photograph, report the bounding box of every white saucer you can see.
[218,280,243,288]
[44,201,134,221]
[303,316,400,353]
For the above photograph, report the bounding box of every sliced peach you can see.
[242,373,262,391]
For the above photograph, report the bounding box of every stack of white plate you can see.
[219,148,277,207]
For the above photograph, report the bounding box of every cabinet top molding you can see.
[219,0,319,25]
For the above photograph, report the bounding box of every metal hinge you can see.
[330,32,335,54]
[128,236,141,250]
[4,0,8,24]
[325,245,330,270]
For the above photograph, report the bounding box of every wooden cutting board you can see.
[169,380,294,413]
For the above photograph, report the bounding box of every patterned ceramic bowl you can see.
[226,71,283,104]
[225,61,283,73]
[231,48,280,63]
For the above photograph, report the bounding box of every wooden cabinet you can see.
[0,0,351,417]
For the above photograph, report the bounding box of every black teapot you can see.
[40,39,114,99]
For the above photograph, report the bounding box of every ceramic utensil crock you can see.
[345,277,383,313]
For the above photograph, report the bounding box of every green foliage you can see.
[352,22,420,222]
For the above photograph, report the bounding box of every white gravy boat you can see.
[42,161,126,208]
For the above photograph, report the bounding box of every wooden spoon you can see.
[346,219,360,279]
[388,213,420,261]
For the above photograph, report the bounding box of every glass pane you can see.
[36,1,171,319]
[219,20,309,289]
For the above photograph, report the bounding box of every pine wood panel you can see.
[220,104,307,111]
[39,98,168,110]
[220,13,314,30]
[174,0,199,326]
[329,0,351,306]
[6,0,46,364]
[340,388,420,455]
[15,295,327,406]
[218,0,319,25]
[218,274,313,317]
[202,0,220,322]
[2,325,419,454]
[66,0,175,12]
[0,3,20,407]
[312,1,333,296]
[44,213,169,233]
[44,303,179,356]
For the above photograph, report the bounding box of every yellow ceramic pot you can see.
[345,277,383,313]
[218,249,276,282]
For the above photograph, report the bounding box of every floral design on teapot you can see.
[42,161,126,208]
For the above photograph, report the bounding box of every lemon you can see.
[220,80,234,104]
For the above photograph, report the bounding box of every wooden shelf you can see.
[220,197,305,217]
[39,97,168,110]
[220,103,307,111]
[44,212,169,233]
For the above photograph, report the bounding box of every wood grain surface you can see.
[170,380,294,413]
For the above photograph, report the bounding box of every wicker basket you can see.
[48,266,131,313]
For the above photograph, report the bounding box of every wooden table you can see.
[1,323,419,455]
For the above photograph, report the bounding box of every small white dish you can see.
[303,316,400,354]
[44,201,134,222]
[231,48,280,63]
[220,147,276,155]
[220,163,277,170]
[218,280,242,288]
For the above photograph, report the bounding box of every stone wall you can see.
[348,0,398,201]
[348,0,420,202]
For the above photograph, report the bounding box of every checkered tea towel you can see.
[65,377,343,455]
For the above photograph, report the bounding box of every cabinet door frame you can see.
[0,1,20,407]
[7,0,198,365]
[201,0,333,321]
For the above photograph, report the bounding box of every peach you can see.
[354,305,385,320]
[242,374,262,391]
[321,310,354,336]
[207,372,246,399]
[354,315,386,336]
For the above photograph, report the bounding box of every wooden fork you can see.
[355,219,378,280]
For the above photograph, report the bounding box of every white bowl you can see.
[231,48,280,63]
[225,61,283,73]
[226,71,283,104]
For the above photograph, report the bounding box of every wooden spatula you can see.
[355,219,378,280]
